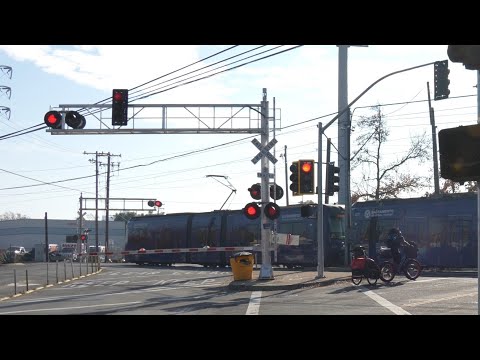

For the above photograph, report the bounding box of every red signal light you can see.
[264,202,280,220]
[44,110,62,129]
[248,183,261,200]
[243,202,260,220]
[113,91,123,102]
[80,234,87,242]
[301,161,312,173]
[154,200,162,207]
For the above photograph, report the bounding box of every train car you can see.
[351,192,478,268]
[125,203,346,267]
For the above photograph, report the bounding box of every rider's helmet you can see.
[387,228,402,246]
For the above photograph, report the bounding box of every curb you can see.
[228,275,351,291]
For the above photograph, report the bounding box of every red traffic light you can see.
[301,161,313,173]
[44,110,62,129]
[243,202,260,220]
[264,202,280,220]
[113,91,124,102]
[154,200,162,207]
[80,234,87,242]
[248,183,261,200]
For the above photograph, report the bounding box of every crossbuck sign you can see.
[251,138,278,164]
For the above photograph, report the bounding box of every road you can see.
[0,263,477,315]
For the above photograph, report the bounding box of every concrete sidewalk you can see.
[227,266,478,291]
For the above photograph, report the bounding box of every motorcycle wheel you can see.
[404,259,422,280]
[379,261,395,283]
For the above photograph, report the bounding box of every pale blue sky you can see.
[0,45,477,220]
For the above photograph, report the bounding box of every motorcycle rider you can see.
[386,228,409,265]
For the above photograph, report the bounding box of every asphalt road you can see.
[0,263,477,315]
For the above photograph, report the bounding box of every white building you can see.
[0,218,127,255]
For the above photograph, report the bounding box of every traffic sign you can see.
[251,138,278,164]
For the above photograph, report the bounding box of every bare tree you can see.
[424,179,477,196]
[351,105,431,201]
[0,212,29,221]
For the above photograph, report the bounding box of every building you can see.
[0,218,127,258]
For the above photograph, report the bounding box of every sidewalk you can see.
[228,267,352,291]
[227,266,478,291]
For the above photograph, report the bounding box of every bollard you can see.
[56,260,59,283]
[71,259,74,279]
[14,269,17,295]
[64,259,67,281]
[26,269,29,292]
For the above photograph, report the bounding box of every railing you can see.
[0,255,102,300]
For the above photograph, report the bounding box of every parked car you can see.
[6,246,26,256]
[49,248,78,262]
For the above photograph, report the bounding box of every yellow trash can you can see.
[230,252,254,281]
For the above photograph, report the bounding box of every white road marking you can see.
[0,301,141,315]
[404,291,477,307]
[246,291,262,315]
[361,289,411,315]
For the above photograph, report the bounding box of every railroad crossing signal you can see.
[243,202,261,220]
[148,200,162,207]
[44,110,86,129]
[251,138,278,164]
[248,183,262,200]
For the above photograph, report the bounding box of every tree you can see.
[351,105,431,202]
[113,212,139,223]
[0,212,29,221]
[424,179,477,196]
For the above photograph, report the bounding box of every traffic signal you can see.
[80,234,88,242]
[269,184,284,200]
[438,124,480,183]
[298,160,315,194]
[65,111,86,129]
[434,60,450,101]
[148,200,162,207]
[248,183,261,200]
[289,161,299,195]
[264,202,280,220]
[326,162,340,196]
[448,45,480,70]
[112,89,128,126]
[243,202,261,220]
[44,110,62,129]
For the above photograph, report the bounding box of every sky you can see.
[0,45,478,220]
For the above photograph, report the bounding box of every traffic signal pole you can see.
[477,70,479,315]
[317,60,438,278]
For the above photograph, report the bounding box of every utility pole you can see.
[84,151,120,254]
[427,82,440,195]
[318,60,438,278]
[282,145,289,206]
